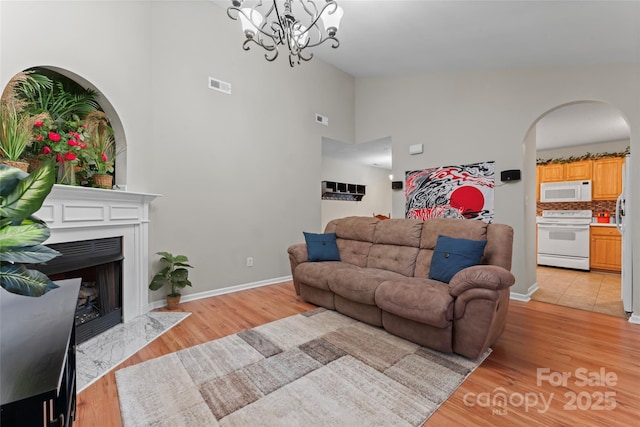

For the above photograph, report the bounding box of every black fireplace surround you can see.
[34,237,124,344]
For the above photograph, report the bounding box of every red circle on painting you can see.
[450,186,484,216]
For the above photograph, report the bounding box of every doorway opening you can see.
[528,101,631,319]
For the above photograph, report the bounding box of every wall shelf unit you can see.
[321,181,366,201]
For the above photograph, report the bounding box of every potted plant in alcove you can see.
[148,252,193,310]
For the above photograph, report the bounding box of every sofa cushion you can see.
[367,244,420,276]
[295,262,360,291]
[304,232,340,262]
[373,218,423,247]
[420,218,488,249]
[328,216,378,242]
[429,236,487,283]
[336,239,372,267]
[328,268,406,305]
[375,278,453,328]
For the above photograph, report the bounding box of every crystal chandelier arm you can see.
[227,0,342,67]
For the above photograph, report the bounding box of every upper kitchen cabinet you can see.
[564,160,592,180]
[592,157,624,200]
[538,160,592,183]
[538,163,565,182]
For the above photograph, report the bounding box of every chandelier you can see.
[227,0,344,67]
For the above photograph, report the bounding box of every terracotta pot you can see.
[166,294,181,310]
[92,173,113,189]
[1,159,29,172]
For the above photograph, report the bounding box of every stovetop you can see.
[537,210,593,224]
[540,210,593,219]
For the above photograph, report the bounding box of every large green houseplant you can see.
[148,252,193,309]
[0,159,60,296]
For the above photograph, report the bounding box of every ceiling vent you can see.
[208,77,231,94]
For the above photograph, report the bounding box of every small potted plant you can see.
[84,111,117,189]
[148,252,193,309]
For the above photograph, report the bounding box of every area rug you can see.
[77,311,190,392]
[116,308,490,426]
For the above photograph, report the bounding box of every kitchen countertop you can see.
[590,222,617,227]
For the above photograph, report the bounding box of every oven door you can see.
[537,223,590,258]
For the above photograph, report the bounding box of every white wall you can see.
[321,156,392,230]
[1,1,355,302]
[355,65,639,312]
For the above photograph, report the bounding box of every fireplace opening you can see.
[34,237,123,344]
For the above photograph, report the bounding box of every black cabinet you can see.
[1,278,81,427]
[321,181,366,201]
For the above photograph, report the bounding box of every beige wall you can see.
[1,1,355,302]
[355,65,639,308]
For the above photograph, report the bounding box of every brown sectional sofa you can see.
[287,216,515,359]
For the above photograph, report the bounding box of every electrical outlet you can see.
[246,257,253,267]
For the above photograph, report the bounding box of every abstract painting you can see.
[405,161,494,223]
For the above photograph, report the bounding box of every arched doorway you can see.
[526,101,631,318]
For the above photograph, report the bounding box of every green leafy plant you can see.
[0,159,60,296]
[148,252,193,297]
[0,106,33,161]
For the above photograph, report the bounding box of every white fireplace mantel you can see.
[36,185,160,323]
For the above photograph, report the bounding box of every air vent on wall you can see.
[208,76,231,94]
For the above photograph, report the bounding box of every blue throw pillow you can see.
[304,232,341,262]
[429,235,487,283]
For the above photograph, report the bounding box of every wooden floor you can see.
[76,282,640,427]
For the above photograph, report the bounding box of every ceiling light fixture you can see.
[227,0,344,67]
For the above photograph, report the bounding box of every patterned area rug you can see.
[116,308,490,426]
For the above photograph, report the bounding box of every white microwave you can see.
[540,180,592,202]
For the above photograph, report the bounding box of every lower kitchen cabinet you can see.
[590,226,622,272]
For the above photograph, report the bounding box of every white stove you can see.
[536,210,592,270]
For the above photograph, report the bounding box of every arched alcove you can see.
[3,66,127,185]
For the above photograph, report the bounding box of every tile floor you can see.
[532,266,628,319]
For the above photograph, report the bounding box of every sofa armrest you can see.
[287,243,308,295]
[448,265,515,297]
[288,243,308,266]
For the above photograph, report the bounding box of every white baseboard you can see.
[147,275,293,311]
[628,313,640,324]
[509,282,539,302]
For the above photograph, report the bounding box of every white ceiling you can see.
[217,1,638,168]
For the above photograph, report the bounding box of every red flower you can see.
[79,143,87,149]
[64,152,76,161]
[34,121,44,127]
[48,132,61,142]
[35,135,43,142]
[67,139,79,147]
[56,154,64,163]
[42,146,52,155]
[101,153,108,162]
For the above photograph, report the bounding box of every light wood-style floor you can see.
[532,266,627,318]
[76,282,640,426]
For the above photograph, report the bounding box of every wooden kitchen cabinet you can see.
[590,226,622,272]
[538,163,565,182]
[564,160,592,180]
[536,165,541,201]
[592,157,624,200]
[538,160,592,184]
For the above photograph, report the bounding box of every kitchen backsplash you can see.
[536,200,617,216]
